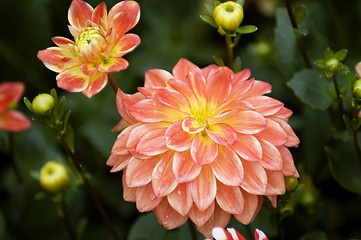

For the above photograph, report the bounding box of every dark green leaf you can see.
[294,5,306,26]
[127,213,166,240]
[314,59,325,69]
[335,49,348,61]
[235,25,258,34]
[204,3,214,16]
[200,15,217,28]
[23,97,33,112]
[236,0,245,6]
[324,47,334,60]
[294,28,308,37]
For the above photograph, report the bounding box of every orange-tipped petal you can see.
[52,36,75,48]
[191,133,218,166]
[189,202,215,227]
[255,119,288,146]
[81,72,108,98]
[116,90,144,124]
[182,117,207,134]
[197,204,231,239]
[241,161,267,195]
[233,68,251,85]
[241,80,272,99]
[154,198,188,229]
[259,139,283,171]
[167,183,193,216]
[216,182,244,214]
[68,0,93,30]
[97,57,129,72]
[230,111,267,134]
[173,58,203,83]
[0,111,31,132]
[38,47,78,73]
[211,147,244,186]
[0,82,24,113]
[231,133,262,162]
[228,78,254,101]
[206,123,237,146]
[152,151,178,197]
[112,33,141,56]
[92,2,107,25]
[173,150,201,183]
[122,171,136,202]
[135,183,162,212]
[246,96,284,116]
[110,125,136,155]
[108,1,140,38]
[107,154,131,172]
[206,67,232,108]
[156,88,191,113]
[274,119,300,147]
[56,66,88,93]
[234,192,263,224]
[191,166,216,211]
[165,120,194,151]
[144,69,172,88]
[136,128,168,156]
[278,145,299,177]
[126,156,159,187]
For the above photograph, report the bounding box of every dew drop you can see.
[149,193,156,201]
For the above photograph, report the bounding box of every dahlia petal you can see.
[182,117,207,134]
[0,82,24,113]
[92,2,107,25]
[108,1,140,37]
[56,66,88,93]
[278,146,299,177]
[241,161,267,194]
[80,62,97,76]
[165,120,194,151]
[231,133,262,161]
[273,119,300,147]
[206,123,237,146]
[216,182,244,214]
[81,72,108,98]
[211,147,244,186]
[228,228,247,240]
[259,139,283,171]
[186,71,207,107]
[97,57,129,72]
[135,183,162,212]
[152,151,178,197]
[265,170,285,195]
[233,68,251,85]
[191,133,218,166]
[272,107,293,120]
[136,128,168,156]
[68,0,94,30]
[241,80,272,99]
[201,64,219,79]
[0,111,31,132]
[255,119,288,146]
[212,227,242,240]
[245,96,284,116]
[112,33,141,56]
[206,67,232,108]
[122,171,136,202]
[267,195,278,208]
[156,88,191,113]
[230,111,267,134]
[116,90,144,124]
[191,166,217,211]
[217,100,255,115]
[107,154,131,172]
[173,151,201,183]
[154,198,188,229]
[129,99,185,122]
[52,36,75,48]
[197,204,231,239]
[167,183,193,216]
[255,229,269,240]
[167,79,198,105]
[234,192,263,224]
[188,202,215,227]
[126,156,159,187]
[228,78,255,101]
[173,58,203,83]
[38,47,78,73]
[144,69,173,88]
[111,124,136,155]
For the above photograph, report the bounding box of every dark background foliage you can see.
[1,0,361,239]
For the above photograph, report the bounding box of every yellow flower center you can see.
[76,27,106,54]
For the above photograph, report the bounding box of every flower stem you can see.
[187,220,198,240]
[283,0,312,69]
[57,135,120,240]
[59,194,77,240]
[108,73,118,94]
[8,132,23,183]
[276,210,286,240]
[225,35,234,70]
[332,75,344,124]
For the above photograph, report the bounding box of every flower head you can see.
[214,1,244,32]
[38,0,141,97]
[0,82,31,132]
[206,227,268,240]
[32,93,55,115]
[107,59,299,238]
[39,161,69,193]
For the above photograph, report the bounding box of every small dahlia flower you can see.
[38,0,141,97]
[0,82,31,132]
[107,59,299,238]
[206,227,268,240]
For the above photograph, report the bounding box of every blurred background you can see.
[1,0,361,239]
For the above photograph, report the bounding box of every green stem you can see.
[59,194,77,240]
[8,132,23,183]
[332,75,344,122]
[187,220,198,240]
[108,73,118,94]
[58,136,120,240]
[276,210,286,240]
[352,129,361,162]
[225,35,234,70]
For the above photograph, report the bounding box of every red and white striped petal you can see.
[154,198,188,229]
[191,133,218,166]
[173,150,201,183]
[191,166,217,211]
[255,229,269,240]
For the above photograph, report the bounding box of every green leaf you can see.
[204,3,214,16]
[235,0,245,6]
[294,5,306,26]
[235,25,258,34]
[287,69,333,110]
[63,125,74,153]
[335,49,348,61]
[23,97,33,112]
[314,59,325,69]
[200,15,217,28]
[50,88,58,102]
[324,47,334,60]
[127,212,166,240]
[233,56,242,73]
[294,28,308,37]
[213,55,225,66]
[299,231,328,240]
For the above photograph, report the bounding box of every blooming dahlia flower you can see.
[107,59,299,238]
[38,0,140,97]
[206,227,268,240]
[0,82,31,131]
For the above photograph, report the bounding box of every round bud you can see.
[285,176,299,192]
[32,93,55,115]
[325,58,340,72]
[39,161,69,193]
[214,1,244,32]
[353,79,361,99]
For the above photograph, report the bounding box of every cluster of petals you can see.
[0,82,31,132]
[107,59,299,238]
[206,227,268,240]
[38,0,140,97]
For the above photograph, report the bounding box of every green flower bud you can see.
[325,57,340,72]
[353,79,361,99]
[214,1,244,32]
[32,93,55,115]
[39,161,69,193]
[285,176,299,192]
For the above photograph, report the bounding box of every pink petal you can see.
[191,133,218,166]
[167,79,198,106]
[97,57,129,72]
[216,182,244,214]
[234,192,263,224]
[259,139,283,171]
[80,62,97,76]
[136,128,168,156]
[230,111,267,134]
[0,82,24,113]
[197,204,231,239]
[206,67,232,108]
[241,80,272,99]
[172,58,203,83]
[125,156,159,187]
[271,107,293,120]
[265,170,285,195]
[206,123,237,146]
[255,119,288,146]
[167,183,193,216]
[135,183,162,212]
[173,150,201,183]
[273,119,300,147]
[56,66,88,93]
[38,47,78,73]
[92,2,107,25]
[255,229,269,240]
[228,78,255,101]
[156,88,191,113]
[122,170,136,202]
[191,166,217,211]
[52,37,75,48]
[112,33,141,56]
[68,0,94,30]
[110,124,137,155]
[201,64,218,79]
[233,68,251,85]
[211,147,244,186]
[116,90,144,124]
[278,146,299,177]
[106,154,131,172]
[165,120,194,151]
[241,161,267,195]
[144,69,172,88]
[154,198,188,229]
[188,202,215,227]
[152,151,178,197]
[217,99,255,114]
[245,96,284,116]
[0,111,31,132]
[108,1,140,38]
[81,71,108,98]
[231,133,262,161]
[182,117,207,134]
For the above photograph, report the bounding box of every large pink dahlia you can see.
[107,59,299,238]
[38,0,140,97]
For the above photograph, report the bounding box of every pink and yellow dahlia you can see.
[38,0,141,97]
[0,82,31,132]
[107,59,299,238]
[206,227,268,240]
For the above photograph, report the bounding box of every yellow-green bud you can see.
[32,93,55,114]
[39,161,69,193]
[214,1,244,32]
[285,176,299,192]
[353,79,361,99]
[325,58,340,72]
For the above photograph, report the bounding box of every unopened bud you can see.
[285,176,299,192]
[32,93,55,115]
[353,79,361,99]
[325,58,340,72]
[39,161,69,193]
[214,1,244,32]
